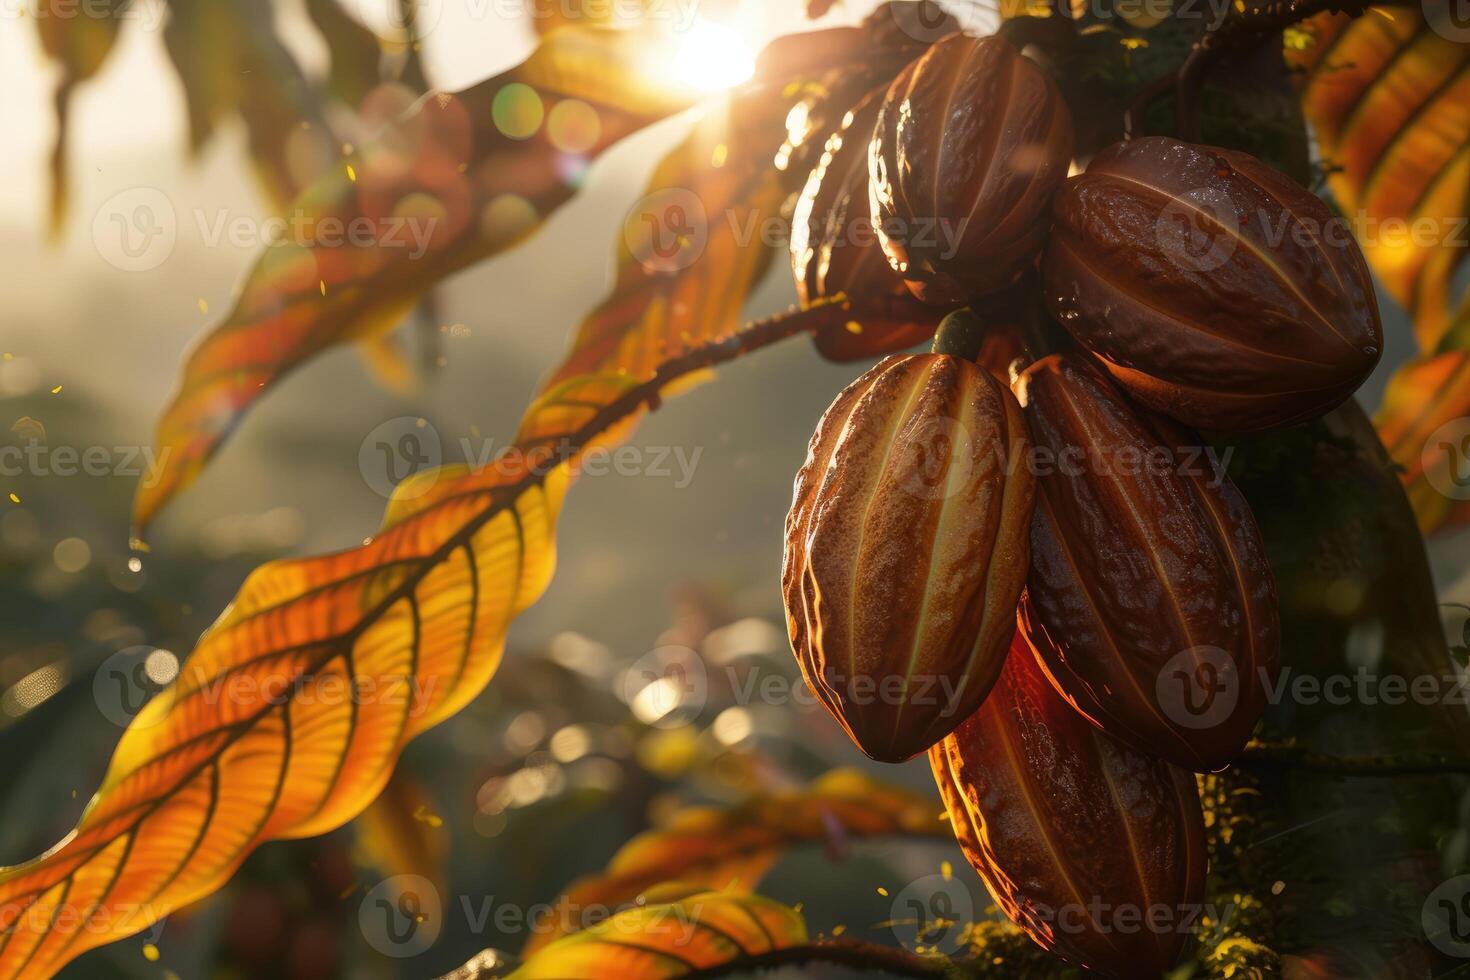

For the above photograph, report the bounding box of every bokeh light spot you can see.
[546,99,601,155]
[492,83,545,141]
[480,194,539,248]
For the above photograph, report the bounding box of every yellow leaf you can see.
[506,891,807,979]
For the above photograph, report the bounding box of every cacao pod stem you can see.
[929,308,986,361]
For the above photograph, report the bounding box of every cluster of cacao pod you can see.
[783,29,1384,979]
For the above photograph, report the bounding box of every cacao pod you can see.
[1043,136,1383,431]
[791,89,938,361]
[783,352,1034,761]
[930,639,1208,978]
[868,33,1073,306]
[1014,352,1279,772]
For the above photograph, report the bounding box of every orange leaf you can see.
[524,768,945,953]
[1286,5,1469,352]
[0,448,569,978]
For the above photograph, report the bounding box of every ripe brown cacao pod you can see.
[868,34,1074,306]
[791,90,937,362]
[930,640,1208,979]
[1014,352,1280,772]
[783,352,1034,761]
[1043,136,1383,431]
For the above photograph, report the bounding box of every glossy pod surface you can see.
[783,353,1034,761]
[791,89,937,361]
[1014,353,1280,772]
[868,33,1073,306]
[930,641,1208,978]
[1043,136,1383,431]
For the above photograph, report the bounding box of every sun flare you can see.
[668,22,757,93]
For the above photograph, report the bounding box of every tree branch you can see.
[538,293,908,455]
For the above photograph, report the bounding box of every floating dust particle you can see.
[844,321,863,334]
[50,385,62,394]
[413,804,444,828]
[319,281,327,296]
[197,298,209,314]
[1272,880,1285,895]
[7,493,17,503]
[831,924,846,937]
[142,944,160,962]
[877,886,889,897]
[347,164,358,182]
[941,861,953,881]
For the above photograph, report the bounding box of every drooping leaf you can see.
[163,0,338,209]
[1286,4,1469,352]
[1374,343,1470,532]
[34,0,132,236]
[132,25,704,536]
[303,0,418,107]
[505,890,808,979]
[523,768,945,953]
